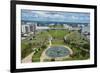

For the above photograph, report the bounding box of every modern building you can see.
[21,22,37,35]
[21,25,30,33]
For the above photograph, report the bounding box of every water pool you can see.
[45,46,70,58]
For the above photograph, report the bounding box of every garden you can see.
[21,26,90,62]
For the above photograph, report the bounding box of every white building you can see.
[21,25,30,33]
[21,22,37,34]
[63,24,73,30]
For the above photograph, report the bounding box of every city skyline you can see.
[21,9,90,24]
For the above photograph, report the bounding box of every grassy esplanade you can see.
[21,25,90,62]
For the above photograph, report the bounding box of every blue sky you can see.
[21,9,90,23]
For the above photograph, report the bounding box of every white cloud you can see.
[71,15,79,20]
[53,14,65,19]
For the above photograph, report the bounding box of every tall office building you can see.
[21,22,37,35]
[21,25,30,33]
[29,24,36,35]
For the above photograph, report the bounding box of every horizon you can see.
[21,9,90,24]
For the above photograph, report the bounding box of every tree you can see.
[83,42,90,50]
[51,58,55,61]
[41,44,47,49]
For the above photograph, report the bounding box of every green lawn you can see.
[21,29,90,62]
[47,30,69,39]
[52,40,65,45]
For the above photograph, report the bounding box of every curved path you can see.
[21,52,34,63]
[40,38,52,62]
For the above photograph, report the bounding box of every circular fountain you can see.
[45,46,71,58]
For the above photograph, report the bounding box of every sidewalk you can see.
[21,52,34,63]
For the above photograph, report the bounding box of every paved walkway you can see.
[21,52,34,63]
[40,38,52,62]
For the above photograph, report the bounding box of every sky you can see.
[21,9,90,24]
